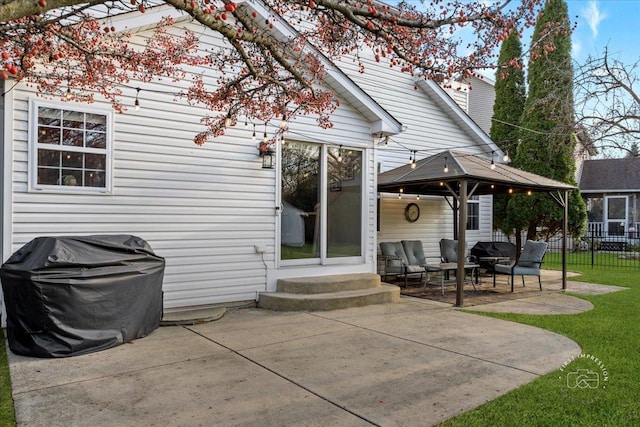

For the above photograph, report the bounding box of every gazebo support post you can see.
[456,180,468,307]
[562,190,568,290]
[550,190,570,291]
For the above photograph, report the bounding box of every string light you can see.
[443,156,449,173]
[416,194,420,200]
[280,113,287,128]
[252,124,256,141]
[263,122,268,143]
[65,87,72,100]
[503,151,510,162]
[244,119,248,129]
[490,151,496,170]
[338,145,343,162]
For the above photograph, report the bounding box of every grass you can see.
[0,328,16,426]
[439,265,640,426]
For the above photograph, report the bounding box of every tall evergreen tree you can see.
[490,30,526,235]
[505,0,586,241]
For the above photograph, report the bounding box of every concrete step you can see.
[276,273,381,294]
[259,273,400,312]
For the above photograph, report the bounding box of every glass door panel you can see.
[327,147,362,258]
[281,142,321,259]
[606,196,627,236]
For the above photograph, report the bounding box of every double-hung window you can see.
[466,195,480,231]
[30,100,112,192]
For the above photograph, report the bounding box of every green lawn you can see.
[0,328,16,426]
[440,265,640,426]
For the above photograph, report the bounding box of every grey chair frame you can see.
[493,240,548,292]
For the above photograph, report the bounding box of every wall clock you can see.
[404,203,420,222]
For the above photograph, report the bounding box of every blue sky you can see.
[567,0,639,65]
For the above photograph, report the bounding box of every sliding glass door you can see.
[280,141,362,262]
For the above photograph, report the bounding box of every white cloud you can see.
[573,40,582,58]
[581,1,606,38]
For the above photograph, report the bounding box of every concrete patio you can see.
[6,279,625,427]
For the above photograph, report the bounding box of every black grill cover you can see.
[0,235,164,358]
[470,241,517,271]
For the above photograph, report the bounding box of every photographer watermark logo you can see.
[566,368,600,389]
[559,353,609,402]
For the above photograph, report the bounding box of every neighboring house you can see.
[579,157,640,238]
[0,2,500,321]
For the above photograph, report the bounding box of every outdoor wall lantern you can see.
[258,143,275,169]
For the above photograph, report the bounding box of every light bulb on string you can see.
[338,145,343,162]
[443,157,449,173]
[503,151,510,162]
[490,151,496,170]
[263,122,268,143]
[252,124,256,141]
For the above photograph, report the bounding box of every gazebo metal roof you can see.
[378,150,576,196]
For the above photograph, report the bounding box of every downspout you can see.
[1,78,14,327]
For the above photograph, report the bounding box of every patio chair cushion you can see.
[440,239,458,263]
[518,240,548,268]
[494,263,541,276]
[401,240,427,267]
[380,242,408,274]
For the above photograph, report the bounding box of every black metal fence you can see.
[494,231,640,270]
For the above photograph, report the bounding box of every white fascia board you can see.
[414,79,502,157]
[580,189,640,194]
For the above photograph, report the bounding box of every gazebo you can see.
[378,150,576,306]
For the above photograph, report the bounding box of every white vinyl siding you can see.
[29,100,113,192]
[5,20,379,310]
[466,77,495,136]
[337,50,495,254]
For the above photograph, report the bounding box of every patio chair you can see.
[439,239,477,283]
[493,240,548,292]
[379,241,426,288]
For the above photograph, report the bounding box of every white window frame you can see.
[28,99,113,193]
[466,195,480,231]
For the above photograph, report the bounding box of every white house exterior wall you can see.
[336,53,495,251]
[466,77,495,136]
[1,20,380,315]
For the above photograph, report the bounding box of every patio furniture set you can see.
[379,239,548,295]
